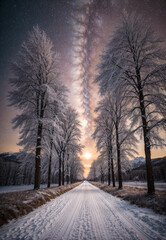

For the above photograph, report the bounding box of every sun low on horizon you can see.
[84,152,91,159]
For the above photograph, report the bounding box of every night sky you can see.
[0,0,74,151]
[0,0,166,176]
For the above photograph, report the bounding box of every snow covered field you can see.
[0,184,58,194]
[123,181,166,191]
[0,181,165,240]
[101,181,166,191]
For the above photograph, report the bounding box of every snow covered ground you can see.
[0,184,58,193]
[0,181,165,240]
[123,181,166,191]
[101,181,166,191]
[0,181,165,194]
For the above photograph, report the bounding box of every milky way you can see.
[71,0,104,134]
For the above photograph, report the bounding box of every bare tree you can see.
[95,12,166,193]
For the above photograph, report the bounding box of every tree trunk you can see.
[93,168,96,181]
[137,71,155,194]
[47,139,53,188]
[144,143,155,193]
[139,98,155,194]
[66,153,69,184]
[110,145,115,187]
[58,154,62,186]
[34,90,45,190]
[70,173,73,184]
[108,151,111,186]
[116,124,122,189]
[34,122,42,190]
[100,168,104,183]
[62,151,65,185]
[66,165,69,184]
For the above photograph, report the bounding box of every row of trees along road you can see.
[94,12,166,194]
[8,26,84,190]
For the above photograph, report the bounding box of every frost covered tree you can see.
[44,82,68,188]
[94,92,137,189]
[88,160,98,181]
[93,105,115,186]
[96,157,105,183]
[54,107,82,186]
[90,154,107,183]
[17,152,35,185]
[88,157,107,183]
[8,26,62,189]
[97,154,107,183]
[95,12,166,193]
[70,153,84,183]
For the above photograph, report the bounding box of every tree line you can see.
[89,12,166,194]
[8,26,84,189]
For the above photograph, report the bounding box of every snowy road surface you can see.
[0,182,166,240]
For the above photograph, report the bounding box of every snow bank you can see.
[0,182,81,227]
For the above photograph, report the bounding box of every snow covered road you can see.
[0,181,166,240]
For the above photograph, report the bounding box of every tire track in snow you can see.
[0,182,165,240]
[97,189,150,239]
[100,189,163,239]
[44,182,166,240]
[88,186,139,240]
[42,184,85,240]
[90,183,166,240]
[69,183,108,239]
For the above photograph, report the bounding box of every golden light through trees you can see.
[81,119,88,128]
[84,152,91,159]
